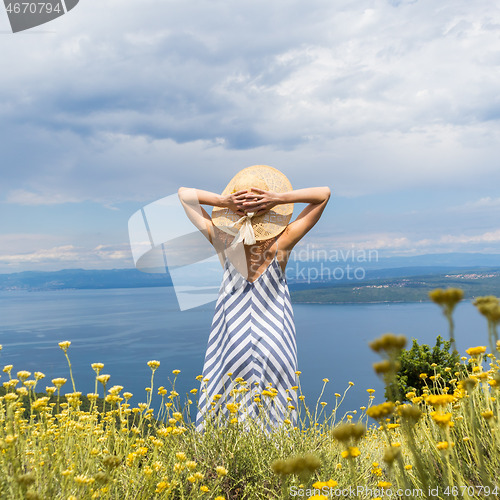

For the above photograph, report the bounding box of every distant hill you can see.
[0,268,172,291]
[290,269,500,303]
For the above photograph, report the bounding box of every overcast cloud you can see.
[1,0,500,270]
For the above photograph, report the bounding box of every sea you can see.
[0,287,489,421]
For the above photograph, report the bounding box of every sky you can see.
[1,0,500,272]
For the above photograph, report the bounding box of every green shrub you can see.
[386,335,464,401]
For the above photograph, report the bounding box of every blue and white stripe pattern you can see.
[195,252,298,432]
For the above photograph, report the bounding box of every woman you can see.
[178,165,330,431]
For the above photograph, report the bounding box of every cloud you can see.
[317,228,500,256]
[94,244,131,261]
[0,235,134,272]
[436,229,500,245]
[448,197,500,212]
[2,0,500,204]
[0,245,80,263]
[5,189,81,205]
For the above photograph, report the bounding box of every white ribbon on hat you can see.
[223,212,257,246]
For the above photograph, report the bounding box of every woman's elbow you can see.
[322,186,331,202]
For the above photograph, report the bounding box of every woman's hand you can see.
[223,190,248,216]
[241,187,282,216]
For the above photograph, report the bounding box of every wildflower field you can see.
[1,289,500,500]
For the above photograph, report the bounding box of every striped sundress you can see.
[195,245,298,432]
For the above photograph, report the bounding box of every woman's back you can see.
[212,229,288,283]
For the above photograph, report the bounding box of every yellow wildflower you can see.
[369,333,406,352]
[216,466,228,476]
[16,371,31,381]
[147,360,160,370]
[341,446,360,459]
[58,341,71,352]
[52,378,67,389]
[31,397,50,412]
[476,302,500,324]
[430,411,452,427]
[425,394,455,407]
[378,481,392,489]
[373,360,392,374]
[383,446,400,464]
[91,362,104,373]
[366,402,395,420]
[155,481,169,493]
[108,385,123,395]
[437,441,454,450]
[466,346,487,356]
[226,403,239,414]
[429,288,464,311]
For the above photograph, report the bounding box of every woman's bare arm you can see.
[178,187,248,243]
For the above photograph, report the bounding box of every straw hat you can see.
[211,165,294,242]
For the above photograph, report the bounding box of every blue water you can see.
[0,288,489,420]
